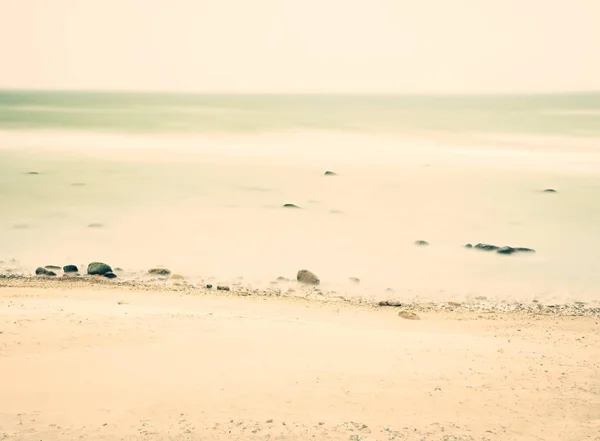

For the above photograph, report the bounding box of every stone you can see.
[148,268,171,276]
[543,189,557,193]
[465,243,473,248]
[514,247,535,253]
[349,277,360,284]
[414,240,429,246]
[324,171,337,176]
[217,285,230,291]
[497,246,536,255]
[276,276,289,282]
[474,243,500,251]
[104,272,117,279]
[87,262,112,275]
[206,284,213,289]
[171,274,184,280]
[26,171,39,175]
[36,267,56,276]
[297,269,320,285]
[88,223,104,228]
[448,301,462,307]
[398,310,420,320]
[378,300,402,307]
[496,246,516,255]
[283,204,300,209]
[44,265,61,270]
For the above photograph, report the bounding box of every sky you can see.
[0,0,599,94]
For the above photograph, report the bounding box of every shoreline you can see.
[2,273,599,319]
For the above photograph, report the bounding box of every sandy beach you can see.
[1,279,599,441]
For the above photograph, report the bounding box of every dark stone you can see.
[283,204,300,209]
[217,285,230,291]
[514,247,536,253]
[378,300,403,307]
[324,171,337,176]
[88,223,104,228]
[414,240,429,246]
[104,272,117,279]
[465,243,473,248]
[87,262,112,275]
[206,284,213,289]
[26,172,39,175]
[497,246,536,255]
[63,265,79,273]
[148,268,171,276]
[44,265,61,270]
[543,189,557,193]
[297,269,320,285]
[35,267,56,276]
[474,243,500,251]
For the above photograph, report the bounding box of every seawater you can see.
[1,91,599,303]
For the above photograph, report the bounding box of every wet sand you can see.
[1,282,599,441]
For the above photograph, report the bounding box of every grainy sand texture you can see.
[1,282,599,441]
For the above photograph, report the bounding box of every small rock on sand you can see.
[63,265,79,273]
[497,246,536,255]
[87,262,112,276]
[171,274,184,280]
[414,240,429,246]
[36,267,56,276]
[349,277,360,284]
[543,188,557,193]
[26,171,39,175]
[217,285,230,291]
[283,204,301,209]
[398,310,420,320]
[297,269,320,285]
[104,272,117,279]
[206,284,213,289]
[448,301,462,307]
[88,223,104,228]
[324,171,337,176]
[379,300,402,307]
[465,243,473,248]
[148,268,171,276]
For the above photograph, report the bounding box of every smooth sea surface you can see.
[1,90,600,302]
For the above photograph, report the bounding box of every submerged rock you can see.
[474,243,500,251]
[414,240,429,246]
[63,265,79,273]
[283,204,301,209]
[297,269,320,285]
[87,262,112,275]
[148,268,171,276]
[104,272,117,279]
[36,267,56,276]
[324,171,337,176]
[497,246,536,255]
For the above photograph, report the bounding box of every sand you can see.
[1,282,599,441]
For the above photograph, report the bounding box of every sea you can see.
[1,90,600,303]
